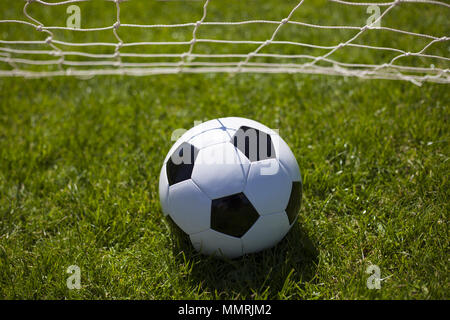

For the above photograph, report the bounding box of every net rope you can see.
[0,0,449,85]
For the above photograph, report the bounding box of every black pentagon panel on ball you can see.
[166,142,199,186]
[211,193,260,238]
[285,181,302,224]
[231,126,275,162]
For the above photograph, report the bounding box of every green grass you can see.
[0,0,449,299]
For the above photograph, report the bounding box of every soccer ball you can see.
[159,117,302,259]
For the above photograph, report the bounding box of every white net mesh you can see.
[0,0,449,85]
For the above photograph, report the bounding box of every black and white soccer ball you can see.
[159,117,302,259]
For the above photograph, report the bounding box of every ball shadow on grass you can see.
[165,216,319,299]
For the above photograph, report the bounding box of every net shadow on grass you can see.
[166,215,318,299]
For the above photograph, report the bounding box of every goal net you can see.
[0,0,449,85]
